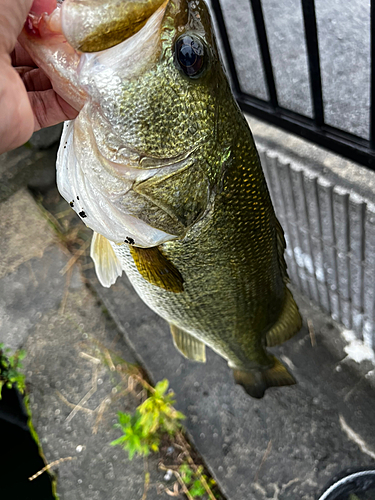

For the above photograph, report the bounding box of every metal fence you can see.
[210,0,375,170]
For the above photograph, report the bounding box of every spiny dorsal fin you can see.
[266,288,302,347]
[232,356,296,399]
[129,246,184,293]
[90,231,123,288]
[170,324,206,362]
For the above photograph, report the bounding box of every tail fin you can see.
[232,356,296,399]
[266,288,302,347]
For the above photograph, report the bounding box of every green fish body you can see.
[20,0,302,398]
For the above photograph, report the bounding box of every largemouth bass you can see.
[20,0,302,398]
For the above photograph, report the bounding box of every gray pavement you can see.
[86,257,375,500]
[1,149,375,500]
[0,188,183,500]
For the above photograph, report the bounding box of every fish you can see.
[20,0,302,398]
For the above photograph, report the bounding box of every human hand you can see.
[0,0,78,155]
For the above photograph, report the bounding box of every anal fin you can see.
[130,246,184,293]
[90,232,123,288]
[170,324,206,363]
[232,356,296,399]
[266,288,302,347]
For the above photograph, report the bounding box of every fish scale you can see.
[20,0,302,398]
[111,130,293,375]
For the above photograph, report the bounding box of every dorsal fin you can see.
[90,232,123,287]
[275,217,289,283]
[129,246,184,293]
[265,288,302,347]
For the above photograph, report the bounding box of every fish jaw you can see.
[22,0,228,247]
[57,112,178,248]
[53,2,184,247]
[19,4,86,111]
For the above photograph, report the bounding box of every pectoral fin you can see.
[170,324,206,362]
[232,356,296,399]
[130,246,184,293]
[90,232,123,288]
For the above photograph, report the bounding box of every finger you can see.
[18,67,53,92]
[0,60,34,154]
[29,89,79,131]
[11,42,36,67]
[0,0,33,54]
[0,0,57,56]
[30,0,57,16]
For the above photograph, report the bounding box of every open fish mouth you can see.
[56,2,183,248]
[21,0,214,248]
[22,0,170,109]
[23,1,195,248]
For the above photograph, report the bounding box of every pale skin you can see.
[0,0,78,154]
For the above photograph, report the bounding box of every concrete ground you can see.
[1,145,375,500]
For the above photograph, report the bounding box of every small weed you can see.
[111,377,221,500]
[180,463,217,498]
[0,343,26,398]
[111,379,185,459]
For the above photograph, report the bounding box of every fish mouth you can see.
[22,0,170,110]
[26,0,204,248]
[55,2,201,249]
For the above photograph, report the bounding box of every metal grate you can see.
[210,0,375,170]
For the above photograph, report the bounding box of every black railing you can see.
[210,0,375,170]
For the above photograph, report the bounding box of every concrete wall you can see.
[249,115,375,352]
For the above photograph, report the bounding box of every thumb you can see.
[0,0,57,56]
[0,0,33,55]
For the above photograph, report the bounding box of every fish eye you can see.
[174,35,206,78]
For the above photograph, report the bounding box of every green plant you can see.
[179,463,218,498]
[0,343,26,398]
[111,379,185,460]
[110,375,221,500]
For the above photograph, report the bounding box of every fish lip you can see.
[61,0,169,52]
[75,1,169,111]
